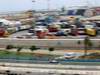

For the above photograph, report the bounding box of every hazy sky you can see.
[0,0,99,12]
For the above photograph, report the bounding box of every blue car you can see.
[55,31,67,36]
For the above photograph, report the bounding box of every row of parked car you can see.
[28,20,99,38]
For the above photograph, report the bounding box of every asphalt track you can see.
[0,62,100,75]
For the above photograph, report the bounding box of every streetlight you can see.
[47,0,50,11]
[32,0,36,10]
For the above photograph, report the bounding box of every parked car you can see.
[60,22,71,34]
[77,28,86,35]
[49,60,59,63]
[55,52,83,60]
[28,28,34,33]
[55,30,68,36]
[85,24,97,36]
[48,22,61,32]
[34,26,48,31]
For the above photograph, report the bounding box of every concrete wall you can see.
[0,38,100,49]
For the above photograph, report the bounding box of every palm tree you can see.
[17,46,23,53]
[88,41,93,49]
[77,40,81,50]
[15,46,23,60]
[29,45,37,52]
[48,47,54,52]
[48,47,54,54]
[6,45,13,50]
[5,45,13,54]
[77,40,81,45]
[16,46,23,55]
[83,36,93,57]
[48,47,55,59]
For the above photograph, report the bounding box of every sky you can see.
[0,0,99,12]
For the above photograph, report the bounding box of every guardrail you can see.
[0,58,100,66]
[0,62,100,70]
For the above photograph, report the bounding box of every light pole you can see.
[32,0,36,10]
[47,0,50,11]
